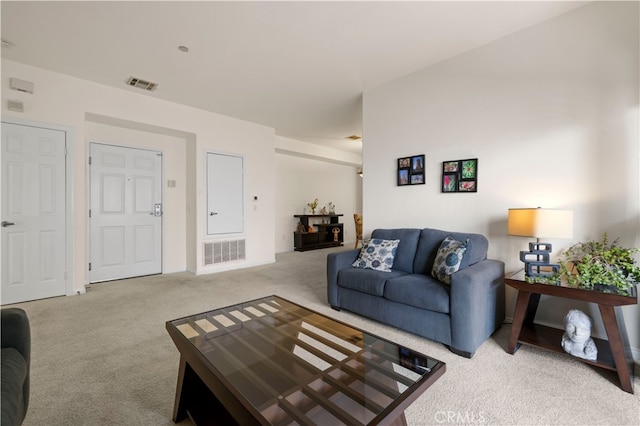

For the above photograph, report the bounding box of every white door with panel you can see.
[1,123,67,304]
[89,143,162,282]
[207,152,244,235]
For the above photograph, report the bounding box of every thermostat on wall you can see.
[10,78,34,94]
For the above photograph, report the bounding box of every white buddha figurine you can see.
[561,309,597,361]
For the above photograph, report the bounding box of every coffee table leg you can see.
[598,304,634,393]
[172,356,191,422]
[508,290,532,354]
[389,412,407,426]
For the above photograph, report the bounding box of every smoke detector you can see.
[126,77,158,91]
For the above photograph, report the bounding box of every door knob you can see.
[1,221,16,227]
[210,212,218,216]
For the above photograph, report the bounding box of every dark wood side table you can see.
[505,271,637,393]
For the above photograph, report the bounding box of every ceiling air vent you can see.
[126,77,158,91]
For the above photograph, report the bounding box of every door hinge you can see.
[88,263,92,271]
[88,209,91,218]
[88,156,92,165]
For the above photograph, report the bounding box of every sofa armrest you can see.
[449,259,505,356]
[327,249,360,306]
[1,308,30,363]
[1,308,31,418]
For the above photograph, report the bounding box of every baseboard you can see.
[195,258,275,275]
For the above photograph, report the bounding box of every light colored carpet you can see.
[10,247,640,425]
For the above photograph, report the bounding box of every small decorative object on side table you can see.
[505,270,636,393]
[507,207,573,279]
[561,309,597,361]
[559,233,640,296]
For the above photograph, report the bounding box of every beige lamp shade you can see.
[508,208,573,239]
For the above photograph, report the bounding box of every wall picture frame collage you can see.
[442,158,478,193]
[397,154,425,186]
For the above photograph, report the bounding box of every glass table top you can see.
[506,270,638,300]
[167,295,445,425]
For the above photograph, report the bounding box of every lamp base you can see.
[520,242,560,278]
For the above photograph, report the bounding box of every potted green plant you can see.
[558,233,640,296]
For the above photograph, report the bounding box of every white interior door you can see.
[207,152,244,235]
[89,143,162,282]
[1,122,67,304]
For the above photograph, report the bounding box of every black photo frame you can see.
[398,154,425,186]
[442,173,457,192]
[441,158,478,193]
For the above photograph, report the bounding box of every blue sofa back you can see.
[413,228,489,275]
[370,227,489,275]
[370,228,421,273]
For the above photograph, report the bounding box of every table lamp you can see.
[508,207,573,277]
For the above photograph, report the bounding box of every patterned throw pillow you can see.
[431,236,469,284]
[352,239,400,272]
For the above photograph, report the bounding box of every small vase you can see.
[311,209,316,215]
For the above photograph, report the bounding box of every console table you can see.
[505,271,637,393]
[293,214,343,251]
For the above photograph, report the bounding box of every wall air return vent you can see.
[126,77,158,91]
[203,239,246,266]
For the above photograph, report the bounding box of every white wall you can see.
[363,2,640,352]
[2,59,276,292]
[275,136,362,253]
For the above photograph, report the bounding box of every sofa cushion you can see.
[371,229,421,273]
[431,236,470,284]
[384,274,450,314]
[338,268,407,296]
[414,228,489,274]
[1,348,27,426]
[352,238,399,272]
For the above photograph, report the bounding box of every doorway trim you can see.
[1,116,76,297]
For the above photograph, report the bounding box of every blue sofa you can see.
[1,308,30,425]
[327,228,505,358]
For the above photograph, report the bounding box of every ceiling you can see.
[1,1,588,154]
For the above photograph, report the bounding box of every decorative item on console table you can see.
[507,207,573,281]
[558,233,640,296]
[307,198,319,215]
[561,309,597,361]
[296,221,306,233]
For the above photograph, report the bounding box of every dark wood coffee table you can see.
[166,296,446,425]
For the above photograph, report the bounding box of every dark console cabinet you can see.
[293,214,344,251]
